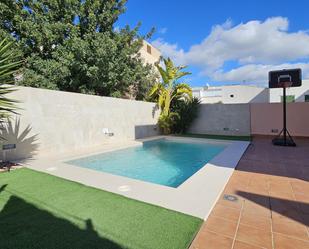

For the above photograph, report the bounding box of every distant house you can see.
[269,79,309,103]
[139,40,161,65]
[193,79,309,104]
[192,85,269,104]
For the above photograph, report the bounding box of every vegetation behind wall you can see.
[0,0,158,100]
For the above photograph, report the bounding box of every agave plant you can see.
[0,38,22,124]
[148,58,192,134]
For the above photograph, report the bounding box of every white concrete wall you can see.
[192,85,269,104]
[0,86,159,161]
[222,85,269,104]
[269,79,309,103]
[189,104,251,136]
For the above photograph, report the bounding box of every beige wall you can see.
[0,86,159,161]
[250,102,309,137]
[139,41,161,65]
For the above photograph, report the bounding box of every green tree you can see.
[0,0,158,100]
[171,97,201,134]
[0,39,21,125]
[148,58,192,134]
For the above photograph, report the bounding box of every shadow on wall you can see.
[134,124,159,139]
[0,118,39,162]
[152,104,159,118]
[0,184,123,249]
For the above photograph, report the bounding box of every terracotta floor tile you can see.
[294,193,309,214]
[248,178,269,188]
[270,198,300,217]
[239,212,271,231]
[191,138,309,249]
[273,233,309,249]
[269,190,295,200]
[242,200,271,218]
[236,223,272,249]
[190,230,233,249]
[246,184,269,195]
[233,240,265,249]
[203,215,238,238]
[223,186,247,198]
[210,204,241,222]
[216,195,243,210]
[301,213,309,228]
[241,192,270,207]
[272,215,309,241]
[294,193,309,203]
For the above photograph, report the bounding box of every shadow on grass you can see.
[0,185,123,249]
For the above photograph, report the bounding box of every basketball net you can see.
[278,81,293,88]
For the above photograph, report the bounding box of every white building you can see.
[193,79,309,104]
[192,85,269,104]
[269,79,309,103]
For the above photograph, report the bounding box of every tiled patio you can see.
[190,137,309,249]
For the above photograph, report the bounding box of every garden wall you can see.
[0,86,159,161]
[250,102,309,137]
[189,104,251,136]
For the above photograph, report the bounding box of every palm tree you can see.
[0,38,22,125]
[148,57,192,134]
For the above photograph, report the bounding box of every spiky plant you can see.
[0,38,22,124]
[148,57,192,134]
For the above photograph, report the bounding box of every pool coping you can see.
[25,136,249,220]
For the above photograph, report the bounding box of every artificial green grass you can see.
[0,168,202,249]
[175,133,252,141]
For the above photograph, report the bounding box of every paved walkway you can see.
[190,137,309,249]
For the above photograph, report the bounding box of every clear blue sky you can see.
[117,0,309,87]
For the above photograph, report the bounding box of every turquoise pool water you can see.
[67,139,226,188]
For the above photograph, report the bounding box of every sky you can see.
[116,0,309,87]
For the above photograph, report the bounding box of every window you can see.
[147,44,152,54]
[305,95,309,102]
[281,95,295,103]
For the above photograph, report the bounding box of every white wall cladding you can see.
[189,104,251,136]
[0,86,159,161]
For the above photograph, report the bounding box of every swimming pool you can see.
[66,138,226,188]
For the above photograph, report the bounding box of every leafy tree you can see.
[0,0,158,100]
[148,58,192,134]
[171,97,201,134]
[0,38,22,125]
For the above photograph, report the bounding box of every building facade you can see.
[139,40,161,65]
[192,85,269,104]
[193,79,309,104]
[269,79,309,103]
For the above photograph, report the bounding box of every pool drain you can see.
[223,194,238,202]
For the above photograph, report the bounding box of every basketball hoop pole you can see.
[272,82,296,147]
[283,85,287,143]
[269,68,301,147]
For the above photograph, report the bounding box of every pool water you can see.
[67,139,226,188]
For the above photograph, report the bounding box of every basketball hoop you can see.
[278,81,293,88]
[268,68,302,147]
